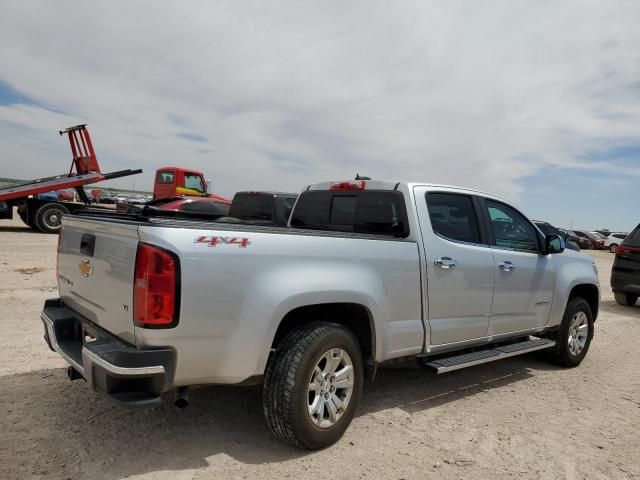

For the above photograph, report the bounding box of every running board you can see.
[422,337,555,374]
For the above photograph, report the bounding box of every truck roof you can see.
[235,191,298,197]
[306,180,507,202]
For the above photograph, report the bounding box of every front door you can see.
[481,198,555,335]
[415,188,495,346]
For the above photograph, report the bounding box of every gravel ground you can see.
[0,212,638,480]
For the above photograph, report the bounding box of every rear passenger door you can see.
[415,188,495,346]
[480,198,555,335]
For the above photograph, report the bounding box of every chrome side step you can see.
[422,337,555,374]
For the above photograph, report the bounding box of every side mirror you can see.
[545,234,565,254]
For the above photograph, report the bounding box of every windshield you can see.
[591,232,606,239]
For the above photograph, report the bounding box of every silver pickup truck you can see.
[43,180,599,449]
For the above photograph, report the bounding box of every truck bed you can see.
[70,209,416,242]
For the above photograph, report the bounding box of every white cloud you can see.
[0,0,639,200]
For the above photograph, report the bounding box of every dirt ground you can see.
[0,212,638,480]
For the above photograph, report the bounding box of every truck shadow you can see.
[0,354,549,479]
[0,225,39,233]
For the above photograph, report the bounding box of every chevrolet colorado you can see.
[42,180,599,449]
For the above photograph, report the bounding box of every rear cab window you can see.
[290,190,409,237]
[156,171,175,184]
[230,194,274,221]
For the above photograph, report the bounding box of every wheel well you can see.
[569,284,599,321]
[272,303,375,363]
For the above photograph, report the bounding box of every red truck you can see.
[153,167,214,200]
[0,125,141,233]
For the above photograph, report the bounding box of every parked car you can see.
[572,230,605,250]
[126,196,149,205]
[44,179,599,449]
[611,224,640,306]
[56,189,75,201]
[36,192,59,202]
[533,221,580,251]
[155,196,231,217]
[558,228,584,248]
[604,233,628,253]
[97,192,117,204]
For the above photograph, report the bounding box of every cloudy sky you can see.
[1,1,639,230]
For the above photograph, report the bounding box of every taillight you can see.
[134,243,180,328]
[330,180,366,191]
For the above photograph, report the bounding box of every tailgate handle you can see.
[80,234,96,257]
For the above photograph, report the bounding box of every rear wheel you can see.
[263,322,363,449]
[609,244,618,253]
[545,297,594,367]
[35,203,69,233]
[614,292,638,307]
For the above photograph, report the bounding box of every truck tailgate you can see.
[57,217,139,344]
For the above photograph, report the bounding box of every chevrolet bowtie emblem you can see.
[79,259,94,278]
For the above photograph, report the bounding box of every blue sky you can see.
[0,1,639,231]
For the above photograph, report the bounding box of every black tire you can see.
[614,292,638,307]
[545,297,594,367]
[609,244,618,253]
[263,322,364,450]
[34,203,69,233]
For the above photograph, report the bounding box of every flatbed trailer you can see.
[0,125,141,233]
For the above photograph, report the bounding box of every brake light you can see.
[134,243,180,328]
[330,180,366,191]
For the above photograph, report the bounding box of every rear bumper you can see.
[611,270,640,295]
[42,298,176,408]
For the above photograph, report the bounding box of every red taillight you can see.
[134,243,179,328]
[330,180,366,191]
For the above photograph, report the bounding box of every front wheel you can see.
[263,322,363,449]
[614,292,638,307]
[545,297,594,367]
[609,244,618,253]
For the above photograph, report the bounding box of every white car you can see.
[604,233,628,253]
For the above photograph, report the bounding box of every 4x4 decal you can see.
[194,235,251,248]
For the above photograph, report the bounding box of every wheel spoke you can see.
[326,349,343,374]
[326,396,338,422]
[334,365,353,388]
[331,394,345,412]
[309,396,324,421]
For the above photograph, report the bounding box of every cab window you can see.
[426,193,481,244]
[485,200,539,252]
[156,171,175,184]
[290,191,408,237]
[184,174,204,193]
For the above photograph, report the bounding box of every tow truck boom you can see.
[0,124,142,233]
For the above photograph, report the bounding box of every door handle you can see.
[434,257,458,269]
[498,261,515,272]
